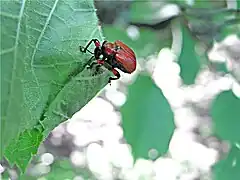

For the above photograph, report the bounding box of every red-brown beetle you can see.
[80,39,136,84]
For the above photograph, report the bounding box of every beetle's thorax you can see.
[103,42,117,55]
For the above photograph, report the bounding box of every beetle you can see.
[79,39,136,84]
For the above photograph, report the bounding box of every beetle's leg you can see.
[96,59,105,65]
[87,62,97,69]
[90,58,121,84]
[88,58,105,71]
[92,57,107,74]
[85,56,96,69]
[93,59,104,72]
[86,56,95,64]
[108,69,120,84]
[81,48,94,55]
[92,64,103,75]
[96,59,120,84]
[80,39,101,53]
[87,55,106,71]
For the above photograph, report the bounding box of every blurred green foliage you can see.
[178,25,201,85]
[211,90,240,144]
[213,144,240,180]
[182,7,240,43]
[121,74,175,161]
[192,0,226,8]
[211,90,240,180]
[103,26,172,59]
[130,0,173,25]
[16,159,94,180]
[38,160,93,180]
[175,0,226,8]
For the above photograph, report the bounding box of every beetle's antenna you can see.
[79,46,94,55]
[86,49,94,54]
[80,39,99,53]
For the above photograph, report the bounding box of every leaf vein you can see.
[30,0,59,100]
[31,0,59,59]
[0,47,15,55]
[0,11,19,19]
[5,0,26,129]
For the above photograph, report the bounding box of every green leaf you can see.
[218,19,240,41]
[1,0,108,171]
[102,25,172,59]
[41,159,93,180]
[1,170,11,180]
[4,128,43,173]
[18,159,95,180]
[178,25,201,85]
[193,0,225,8]
[210,61,229,74]
[210,90,240,144]
[213,144,240,180]
[121,74,175,161]
[179,4,239,44]
[42,159,76,180]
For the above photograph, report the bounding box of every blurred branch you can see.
[179,5,240,16]
[129,15,178,30]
